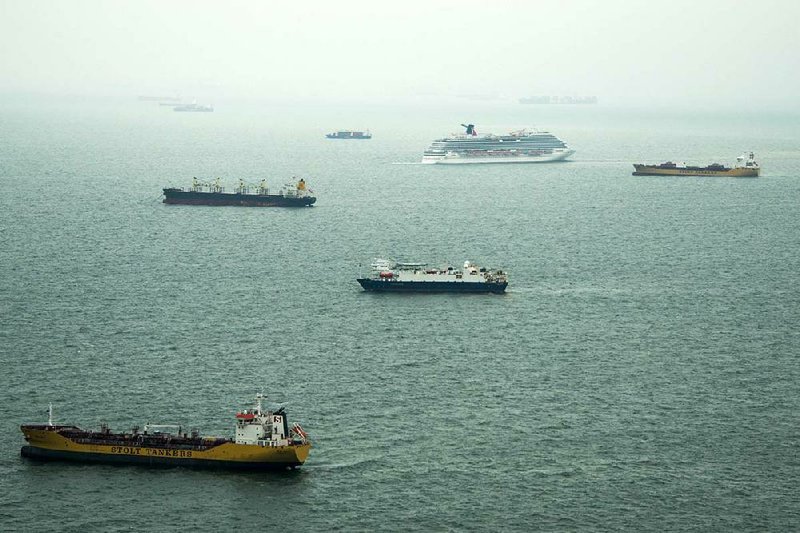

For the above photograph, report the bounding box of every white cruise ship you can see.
[422,124,574,164]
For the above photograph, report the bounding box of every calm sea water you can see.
[1,97,799,531]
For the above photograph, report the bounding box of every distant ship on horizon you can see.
[326,130,372,139]
[138,95,182,102]
[519,96,597,105]
[173,102,214,112]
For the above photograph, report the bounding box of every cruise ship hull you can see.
[357,279,507,293]
[423,150,574,165]
[163,189,316,207]
[20,426,310,470]
[632,165,759,177]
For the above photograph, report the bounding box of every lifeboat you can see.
[379,271,394,279]
[235,412,256,420]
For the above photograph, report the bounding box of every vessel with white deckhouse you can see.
[20,394,311,470]
[357,259,508,293]
[632,153,760,177]
[422,123,574,164]
[163,177,316,207]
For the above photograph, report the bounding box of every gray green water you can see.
[1,98,799,531]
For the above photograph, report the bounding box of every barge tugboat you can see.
[632,153,760,177]
[163,177,316,207]
[20,394,311,470]
[357,259,508,293]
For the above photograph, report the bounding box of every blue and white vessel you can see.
[357,259,508,293]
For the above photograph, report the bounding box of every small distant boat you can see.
[174,103,214,112]
[163,177,316,207]
[633,153,760,177]
[138,95,181,102]
[326,130,372,139]
[519,96,597,105]
[357,259,508,293]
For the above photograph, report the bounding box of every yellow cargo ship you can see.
[21,395,311,470]
[633,152,760,177]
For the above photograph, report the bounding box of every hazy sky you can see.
[2,0,798,107]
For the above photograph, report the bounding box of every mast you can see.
[48,403,53,426]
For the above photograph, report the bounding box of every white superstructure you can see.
[188,177,313,199]
[422,125,574,164]
[234,394,308,447]
[735,152,759,170]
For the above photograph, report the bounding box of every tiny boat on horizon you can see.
[326,130,372,139]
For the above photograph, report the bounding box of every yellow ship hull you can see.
[633,165,759,177]
[21,427,310,470]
